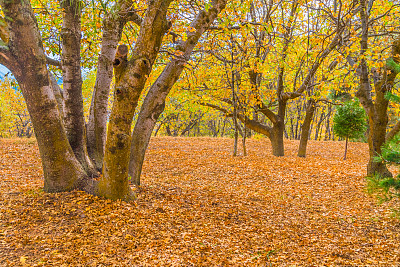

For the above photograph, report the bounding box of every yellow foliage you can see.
[0,78,32,138]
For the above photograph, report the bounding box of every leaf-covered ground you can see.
[1,137,399,266]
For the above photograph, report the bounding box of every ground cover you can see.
[0,137,399,266]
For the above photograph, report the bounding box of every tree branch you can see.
[283,27,344,101]
[198,102,272,137]
[386,120,400,142]
[46,55,61,67]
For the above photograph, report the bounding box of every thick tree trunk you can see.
[97,0,172,199]
[86,3,133,170]
[60,0,97,176]
[128,0,227,185]
[270,122,285,156]
[355,1,398,178]
[87,25,121,170]
[298,99,316,157]
[270,99,286,157]
[365,89,392,177]
[0,0,95,193]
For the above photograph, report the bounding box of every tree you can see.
[333,100,367,160]
[195,0,353,157]
[0,0,227,200]
[297,98,316,157]
[345,0,400,177]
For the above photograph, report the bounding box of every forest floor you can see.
[0,137,400,266]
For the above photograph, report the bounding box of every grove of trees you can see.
[0,0,399,200]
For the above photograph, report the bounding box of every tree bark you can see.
[270,120,285,156]
[97,0,172,199]
[344,136,348,160]
[60,0,97,176]
[314,109,325,141]
[242,122,247,156]
[86,0,137,170]
[49,72,64,116]
[232,71,238,156]
[355,1,399,177]
[128,0,227,186]
[0,0,95,193]
[298,99,316,157]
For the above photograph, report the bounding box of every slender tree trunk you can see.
[154,121,164,137]
[314,110,325,140]
[60,0,97,176]
[344,136,348,160]
[284,127,289,139]
[290,118,295,139]
[242,123,247,156]
[324,105,332,140]
[221,119,227,137]
[298,99,316,157]
[232,72,238,157]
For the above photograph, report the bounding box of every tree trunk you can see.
[324,105,332,140]
[344,136,348,160]
[128,0,227,185]
[232,71,238,157]
[270,99,287,157]
[365,93,392,177]
[86,2,133,170]
[60,0,97,176]
[242,123,247,156]
[270,120,285,157]
[0,0,95,193]
[97,0,172,199]
[355,1,398,178]
[221,118,227,137]
[314,109,325,140]
[49,72,64,116]
[298,99,316,157]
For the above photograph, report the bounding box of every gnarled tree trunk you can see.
[0,0,95,193]
[355,1,400,177]
[97,0,173,199]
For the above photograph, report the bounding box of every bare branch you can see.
[46,55,61,67]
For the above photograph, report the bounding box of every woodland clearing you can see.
[0,137,399,266]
